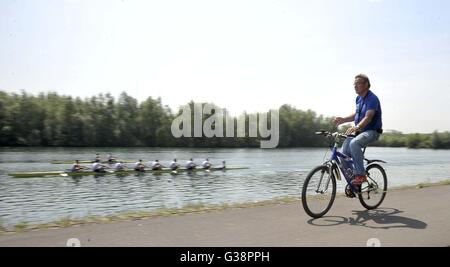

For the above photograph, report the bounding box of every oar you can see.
[102,165,114,173]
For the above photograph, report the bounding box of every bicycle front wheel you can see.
[301,165,336,218]
[358,163,387,210]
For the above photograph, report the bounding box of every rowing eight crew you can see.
[70,159,226,173]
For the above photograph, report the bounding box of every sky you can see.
[1,0,449,133]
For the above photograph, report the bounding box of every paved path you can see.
[1,185,449,247]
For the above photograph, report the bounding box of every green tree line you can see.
[0,90,449,148]
[0,91,332,147]
[373,130,450,149]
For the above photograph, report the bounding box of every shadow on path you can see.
[307,207,427,230]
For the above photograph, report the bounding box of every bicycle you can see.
[301,131,388,218]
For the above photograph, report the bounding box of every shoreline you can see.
[1,179,449,235]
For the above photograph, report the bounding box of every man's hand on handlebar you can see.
[345,126,358,135]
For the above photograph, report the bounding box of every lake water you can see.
[0,147,449,228]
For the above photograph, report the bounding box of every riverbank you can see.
[1,181,449,246]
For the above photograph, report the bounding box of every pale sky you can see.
[1,0,449,133]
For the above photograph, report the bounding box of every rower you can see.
[186,158,197,170]
[70,160,87,172]
[217,160,226,170]
[107,153,117,164]
[150,159,165,171]
[92,159,107,173]
[201,158,211,170]
[113,161,127,172]
[134,159,146,172]
[94,153,101,162]
[170,159,180,171]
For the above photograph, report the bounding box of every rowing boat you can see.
[51,160,135,164]
[8,166,249,178]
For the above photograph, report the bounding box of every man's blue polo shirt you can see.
[354,90,382,132]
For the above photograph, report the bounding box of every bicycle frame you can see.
[312,130,387,194]
[327,145,360,192]
[324,143,359,193]
[326,139,386,194]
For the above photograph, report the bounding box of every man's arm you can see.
[334,112,356,125]
[345,110,375,135]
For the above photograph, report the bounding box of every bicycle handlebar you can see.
[315,131,355,138]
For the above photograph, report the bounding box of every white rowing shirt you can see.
[170,162,179,169]
[186,160,195,168]
[202,161,211,168]
[92,162,102,171]
[151,162,161,168]
[114,163,124,171]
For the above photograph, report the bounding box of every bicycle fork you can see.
[315,165,332,194]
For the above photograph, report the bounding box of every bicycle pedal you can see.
[345,185,356,198]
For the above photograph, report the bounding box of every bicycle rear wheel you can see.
[358,163,387,210]
[301,165,336,218]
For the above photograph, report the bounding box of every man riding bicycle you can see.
[334,74,383,185]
